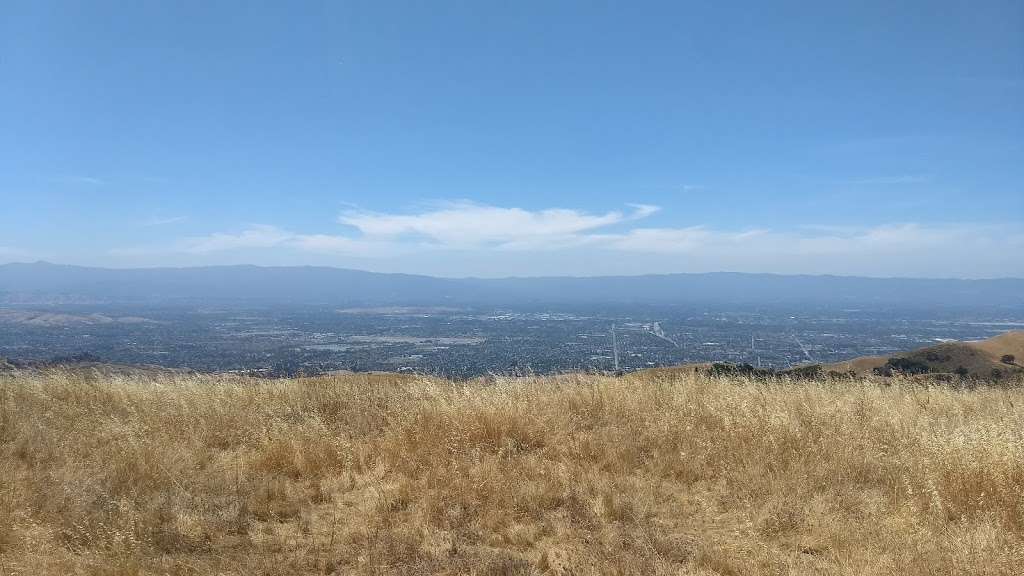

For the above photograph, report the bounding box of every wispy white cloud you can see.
[182,225,294,253]
[849,175,930,185]
[122,204,660,258]
[598,227,768,254]
[606,223,1023,278]
[595,223,996,257]
[141,216,187,227]
[337,202,658,249]
[114,202,1023,277]
[163,225,402,258]
[289,234,404,257]
[52,175,105,186]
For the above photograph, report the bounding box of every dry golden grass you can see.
[1,369,1023,575]
[824,331,1024,381]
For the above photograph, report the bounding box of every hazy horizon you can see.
[4,259,1024,282]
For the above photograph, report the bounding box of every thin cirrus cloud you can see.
[132,202,1022,276]
[601,223,988,256]
[848,175,930,185]
[141,216,188,227]
[182,225,295,253]
[177,203,661,255]
[177,225,404,257]
[51,175,106,186]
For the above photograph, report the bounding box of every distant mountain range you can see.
[2,261,1023,307]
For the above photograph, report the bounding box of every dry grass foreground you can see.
[1,370,1023,575]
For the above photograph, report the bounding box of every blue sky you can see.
[1,1,1021,277]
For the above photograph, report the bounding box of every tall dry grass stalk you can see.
[0,369,1022,574]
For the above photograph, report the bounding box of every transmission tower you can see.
[611,323,620,372]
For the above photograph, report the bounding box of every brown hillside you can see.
[625,362,709,379]
[972,330,1024,359]
[825,330,1024,380]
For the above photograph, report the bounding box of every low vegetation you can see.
[821,331,1024,384]
[1,369,1023,575]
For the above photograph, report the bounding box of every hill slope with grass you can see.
[825,330,1024,380]
[629,331,1024,383]
[1,369,1022,575]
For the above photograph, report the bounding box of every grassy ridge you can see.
[1,370,1023,575]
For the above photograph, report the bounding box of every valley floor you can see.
[1,370,1022,575]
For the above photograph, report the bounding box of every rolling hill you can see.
[824,331,1024,381]
[630,331,1024,383]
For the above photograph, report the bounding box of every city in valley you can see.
[2,303,1021,377]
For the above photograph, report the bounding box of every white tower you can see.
[611,323,620,372]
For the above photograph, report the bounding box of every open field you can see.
[1,370,1023,575]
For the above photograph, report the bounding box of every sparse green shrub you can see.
[707,362,775,379]
[876,356,931,376]
[787,363,824,379]
[827,370,857,379]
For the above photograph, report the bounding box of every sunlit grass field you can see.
[1,369,1022,575]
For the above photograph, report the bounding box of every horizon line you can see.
[2,260,1023,283]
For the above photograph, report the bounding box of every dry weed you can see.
[0,369,1022,574]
